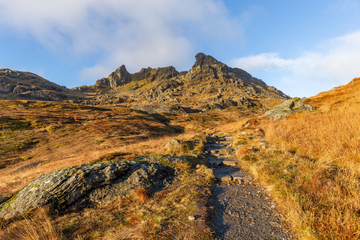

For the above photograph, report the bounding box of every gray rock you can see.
[0,160,178,219]
[72,85,88,92]
[261,98,316,121]
[216,174,233,182]
[96,65,131,88]
[88,163,176,206]
[136,154,186,165]
[107,65,132,88]
[164,138,182,149]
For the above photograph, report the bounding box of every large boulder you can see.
[0,159,179,219]
[261,98,316,121]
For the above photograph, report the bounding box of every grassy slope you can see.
[232,78,360,239]
[0,100,175,197]
[0,99,249,239]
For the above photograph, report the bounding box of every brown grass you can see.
[0,209,61,240]
[0,100,217,238]
[233,78,360,239]
[0,100,175,197]
[132,188,150,203]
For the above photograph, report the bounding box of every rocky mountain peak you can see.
[107,65,131,88]
[193,53,222,69]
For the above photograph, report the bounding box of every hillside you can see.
[2,58,359,239]
[229,77,360,239]
[73,53,289,113]
[0,69,84,101]
[0,98,246,238]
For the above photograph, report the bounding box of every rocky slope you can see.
[0,69,83,101]
[74,53,290,113]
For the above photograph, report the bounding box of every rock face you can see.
[261,98,316,121]
[0,158,180,219]
[72,85,88,92]
[93,65,178,89]
[138,53,289,111]
[107,65,132,87]
[96,65,131,88]
[74,53,290,111]
[0,68,83,101]
[132,66,179,82]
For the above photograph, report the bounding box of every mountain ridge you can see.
[73,53,289,113]
[0,68,83,101]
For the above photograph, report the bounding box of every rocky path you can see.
[206,135,293,240]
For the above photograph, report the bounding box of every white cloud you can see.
[230,31,360,97]
[0,0,238,81]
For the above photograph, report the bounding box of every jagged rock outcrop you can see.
[93,65,178,90]
[132,66,179,82]
[96,65,131,88]
[0,68,83,101]
[192,52,221,69]
[108,65,132,87]
[261,98,316,121]
[75,53,290,111]
[0,157,181,219]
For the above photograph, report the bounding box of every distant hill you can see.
[73,53,290,113]
[0,69,83,101]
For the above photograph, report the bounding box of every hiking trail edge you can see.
[206,135,293,240]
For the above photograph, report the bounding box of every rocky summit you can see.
[73,53,290,113]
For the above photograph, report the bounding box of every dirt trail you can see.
[206,135,293,240]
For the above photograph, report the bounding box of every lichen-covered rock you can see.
[164,138,182,149]
[136,154,186,165]
[261,98,316,121]
[0,161,128,219]
[88,163,176,206]
[0,160,178,219]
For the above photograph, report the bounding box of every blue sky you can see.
[1,0,360,97]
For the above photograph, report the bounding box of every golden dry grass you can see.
[0,100,175,197]
[233,78,360,239]
[0,209,61,240]
[0,100,217,239]
[132,188,150,203]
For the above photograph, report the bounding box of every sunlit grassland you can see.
[234,78,360,239]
